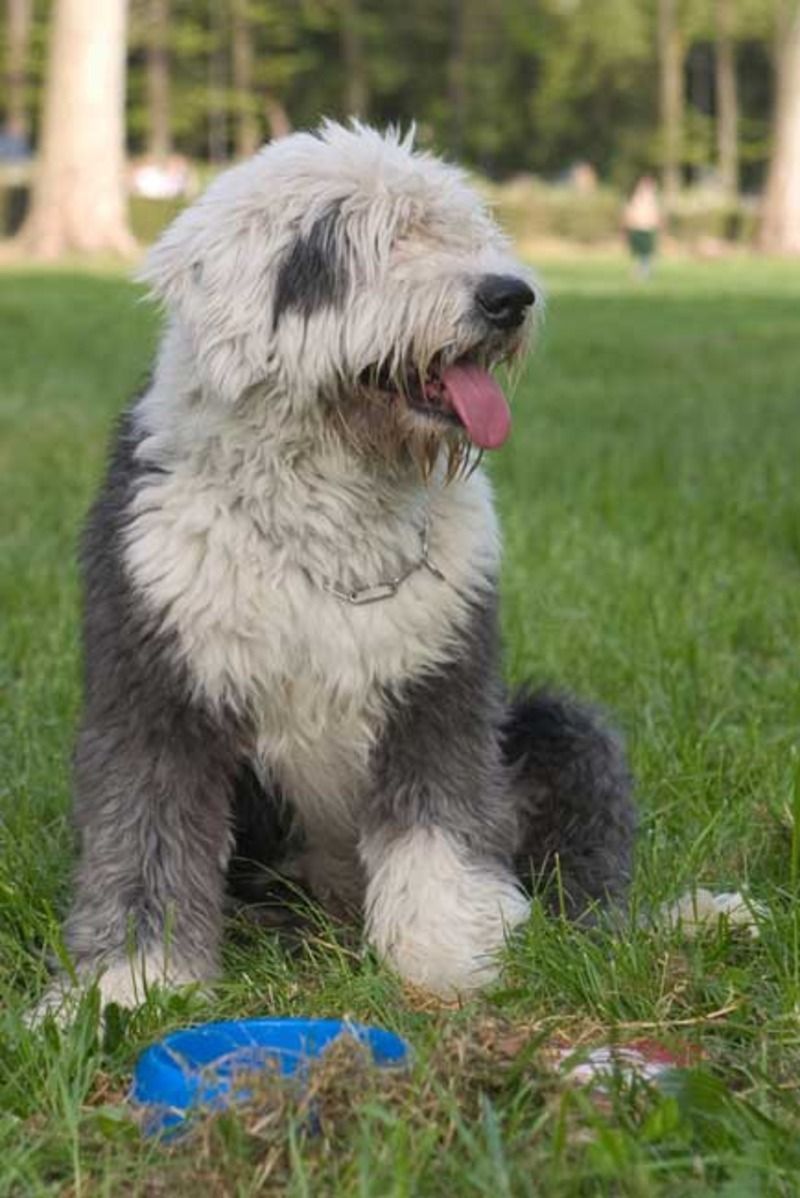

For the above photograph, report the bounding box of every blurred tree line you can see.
[0,0,785,188]
[3,0,798,256]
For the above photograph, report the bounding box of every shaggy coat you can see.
[36,124,634,1016]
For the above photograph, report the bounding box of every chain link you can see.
[318,515,446,606]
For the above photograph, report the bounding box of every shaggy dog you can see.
[35,123,634,1017]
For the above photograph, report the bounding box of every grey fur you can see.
[505,691,636,917]
[361,589,518,862]
[64,410,243,982]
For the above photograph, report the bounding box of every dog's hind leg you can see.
[505,690,636,919]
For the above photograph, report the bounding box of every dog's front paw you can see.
[25,955,211,1029]
[364,826,530,997]
[25,980,85,1030]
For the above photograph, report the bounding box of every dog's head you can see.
[141,122,540,470]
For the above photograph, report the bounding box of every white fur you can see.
[362,826,530,995]
[125,421,498,826]
[26,953,203,1028]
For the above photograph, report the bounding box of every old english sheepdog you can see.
[34,122,634,1018]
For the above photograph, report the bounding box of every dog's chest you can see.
[125,463,499,807]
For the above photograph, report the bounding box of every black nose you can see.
[476,274,535,329]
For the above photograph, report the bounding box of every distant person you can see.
[623,176,661,279]
[0,130,31,162]
[569,161,598,194]
[129,154,194,201]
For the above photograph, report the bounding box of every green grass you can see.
[2,257,800,1195]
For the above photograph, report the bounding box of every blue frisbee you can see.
[131,1017,410,1134]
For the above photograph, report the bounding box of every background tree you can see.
[1,0,789,258]
[714,0,739,196]
[231,0,259,156]
[145,0,171,160]
[339,0,368,118]
[207,0,227,163]
[17,0,135,257]
[530,0,654,185]
[658,0,685,205]
[760,0,800,252]
[447,0,469,158]
[4,0,31,141]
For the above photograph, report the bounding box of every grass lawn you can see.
[1,256,800,1195]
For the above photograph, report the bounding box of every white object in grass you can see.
[660,889,765,939]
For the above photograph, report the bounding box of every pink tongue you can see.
[441,363,511,450]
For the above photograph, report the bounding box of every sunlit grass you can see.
[2,257,800,1193]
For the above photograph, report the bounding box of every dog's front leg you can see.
[31,707,237,1023]
[359,607,529,997]
[361,823,529,997]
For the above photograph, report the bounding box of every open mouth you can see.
[360,354,512,450]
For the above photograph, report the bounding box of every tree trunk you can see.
[145,0,171,161]
[760,2,800,253]
[207,0,227,164]
[447,0,469,157]
[339,0,368,118]
[658,0,685,208]
[714,0,738,198]
[231,0,259,157]
[4,0,32,141]
[264,93,291,141]
[17,0,135,258]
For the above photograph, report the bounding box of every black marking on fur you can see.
[227,764,299,905]
[273,202,349,328]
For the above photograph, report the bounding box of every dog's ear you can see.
[136,204,205,310]
[137,197,277,403]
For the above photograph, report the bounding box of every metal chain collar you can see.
[315,514,447,606]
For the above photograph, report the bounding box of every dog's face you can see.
[142,122,539,468]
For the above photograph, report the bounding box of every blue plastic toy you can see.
[131,1017,411,1134]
